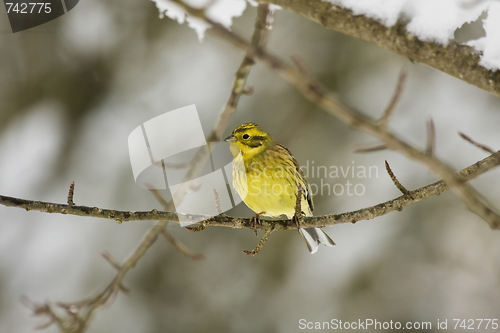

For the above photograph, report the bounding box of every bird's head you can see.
[224,123,274,158]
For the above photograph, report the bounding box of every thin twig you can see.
[213,188,222,214]
[147,187,171,211]
[293,184,303,230]
[459,132,496,154]
[67,182,75,206]
[290,54,310,76]
[385,160,410,195]
[163,161,191,169]
[101,251,121,270]
[353,143,388,153]
[379,68,408,127]
[242,228,275,256]
[426,118,436,156]
[148,187,206,258]
[161,229,205,260]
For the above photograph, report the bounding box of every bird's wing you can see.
[276,143,314,214]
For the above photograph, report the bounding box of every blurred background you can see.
[1,1,500,332]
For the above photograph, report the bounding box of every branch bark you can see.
[257,0,500,97]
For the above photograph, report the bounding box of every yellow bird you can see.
[224,123,335,253]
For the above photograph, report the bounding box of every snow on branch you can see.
[151,0,248,40]
[152,0,500,95]
[255,0,500,96]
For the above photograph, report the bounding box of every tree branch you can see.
[459,132,496,155]
[3,151,499,231]
[171,0,500,229]
[257,0,500,97]
[242,228,275,256]
[161,229,205,260]
[379,68,408,128]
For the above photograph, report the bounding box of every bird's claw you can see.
[292,211,303,233]
[250,212,265,237]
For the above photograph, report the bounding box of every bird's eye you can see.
[242,134,250,139]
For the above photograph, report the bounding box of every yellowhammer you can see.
[224,123,335,254]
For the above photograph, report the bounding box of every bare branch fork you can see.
[171,0,500,230]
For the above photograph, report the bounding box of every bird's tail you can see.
[299,227,336,254]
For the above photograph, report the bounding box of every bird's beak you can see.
[224,135,237,143]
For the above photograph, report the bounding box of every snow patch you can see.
[151,0,247,41]
[468,2,500,70]
[325,0,498,69]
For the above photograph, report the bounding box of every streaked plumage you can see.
[224,123,335,254]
